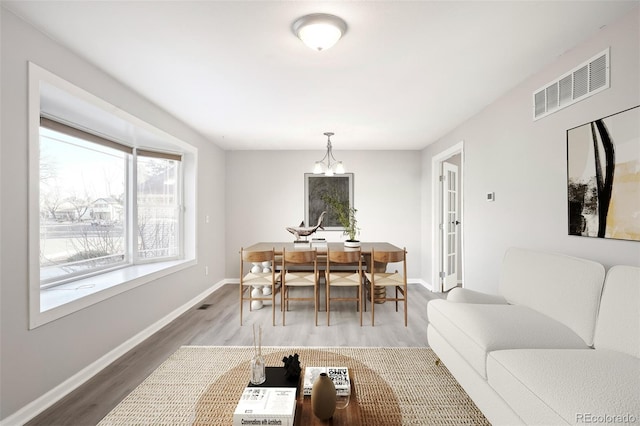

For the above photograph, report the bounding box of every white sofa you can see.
[427,247,640,425]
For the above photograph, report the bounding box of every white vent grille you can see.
[533,48,609,120]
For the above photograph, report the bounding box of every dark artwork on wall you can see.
[567,105,640,241]
[304,173,353,231]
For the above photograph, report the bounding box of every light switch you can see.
[486,192,495,202]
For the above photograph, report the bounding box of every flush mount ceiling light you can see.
[292,13,347,51]
[313,132,345,176]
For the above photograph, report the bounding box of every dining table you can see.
[242,241,404,272]
[242,241,405,311]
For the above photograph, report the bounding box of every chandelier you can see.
[313,132,345,176]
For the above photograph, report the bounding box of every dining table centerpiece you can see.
[322,191,360,247]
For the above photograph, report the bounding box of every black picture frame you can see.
[304,173,354,231]
[567,105,640,241]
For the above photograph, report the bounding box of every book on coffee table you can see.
[233,387,296,426]
[303,366,350,396]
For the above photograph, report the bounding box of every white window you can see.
[39,124,128,286]
[29,63,197,328]
[136,151,182,261]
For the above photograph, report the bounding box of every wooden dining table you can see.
[243,241,403,271]
[243,241,403,256]
[243,241,405,313]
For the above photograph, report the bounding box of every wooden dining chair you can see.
[281,248,319,326]
[326,248,363,326]
[364,248,408,326]
[239,248,280,326]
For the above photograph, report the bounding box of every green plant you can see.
[321,191,360,241]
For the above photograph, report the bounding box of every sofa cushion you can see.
[427,299,589,379]
[594,265,640,357]
[488,349,640,425]
[499,248,605,346]
[446,287,507,304]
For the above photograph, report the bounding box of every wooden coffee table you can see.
[295,373,360,425]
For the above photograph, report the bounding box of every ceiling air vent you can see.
[533,48,609,120]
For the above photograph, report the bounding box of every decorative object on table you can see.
[303,366,350,396]
[250,324,266,385]
[233,387,296,426]
[281,353,302,382]
[567,105,640,241]
[311,372,337,420]
[285,211,326,242]
[321,189,360,247]
[310,237,327,249]
[305,172,354,233]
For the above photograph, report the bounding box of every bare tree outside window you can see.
[39,128,126,285]
[137,156,180,260]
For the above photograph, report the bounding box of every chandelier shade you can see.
[313,132,344,176]
[292,14,347,51]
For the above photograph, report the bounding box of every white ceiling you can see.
[4,1,637,150]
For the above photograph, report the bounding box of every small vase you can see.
[311,372,336,420]
[344,240,361,248]
[249,355,266,385]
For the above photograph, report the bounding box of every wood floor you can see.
[26,283,444,426]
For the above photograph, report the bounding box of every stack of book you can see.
[293,240,311,249]
[233,387,297,426]
[302,366,350,396]
[310,238,327,249]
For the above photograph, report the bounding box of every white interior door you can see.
[442,162,459,292]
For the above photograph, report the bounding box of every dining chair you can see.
[326,248,363,326]
[364,248,408,326]
[239,247,280,326]
[281,248,319,326]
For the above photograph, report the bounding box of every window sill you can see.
[31,259,196,329]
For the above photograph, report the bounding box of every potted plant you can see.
[322,191,360,247]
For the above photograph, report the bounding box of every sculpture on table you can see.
[286,211,326,242]
[282,353,302,382]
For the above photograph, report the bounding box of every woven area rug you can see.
[98,346,488,425]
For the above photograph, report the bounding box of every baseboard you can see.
[0,280,226,426]
[412,278,434,291]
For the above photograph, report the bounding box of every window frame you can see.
[38,124,130,286]
[134,149,184,264]
[28,62,198,329]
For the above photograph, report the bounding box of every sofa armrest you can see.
[447,287,507,304]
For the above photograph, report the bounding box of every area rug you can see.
[98,346,488,425]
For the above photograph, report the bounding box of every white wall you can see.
[225,150,423,280]
[421,10,640,295]
[0,10,226,420]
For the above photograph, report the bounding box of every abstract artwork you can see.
[567,105,640,241]
[304,173,353,231]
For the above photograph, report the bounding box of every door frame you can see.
[431,141,464,293]
[442,161,459,292]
